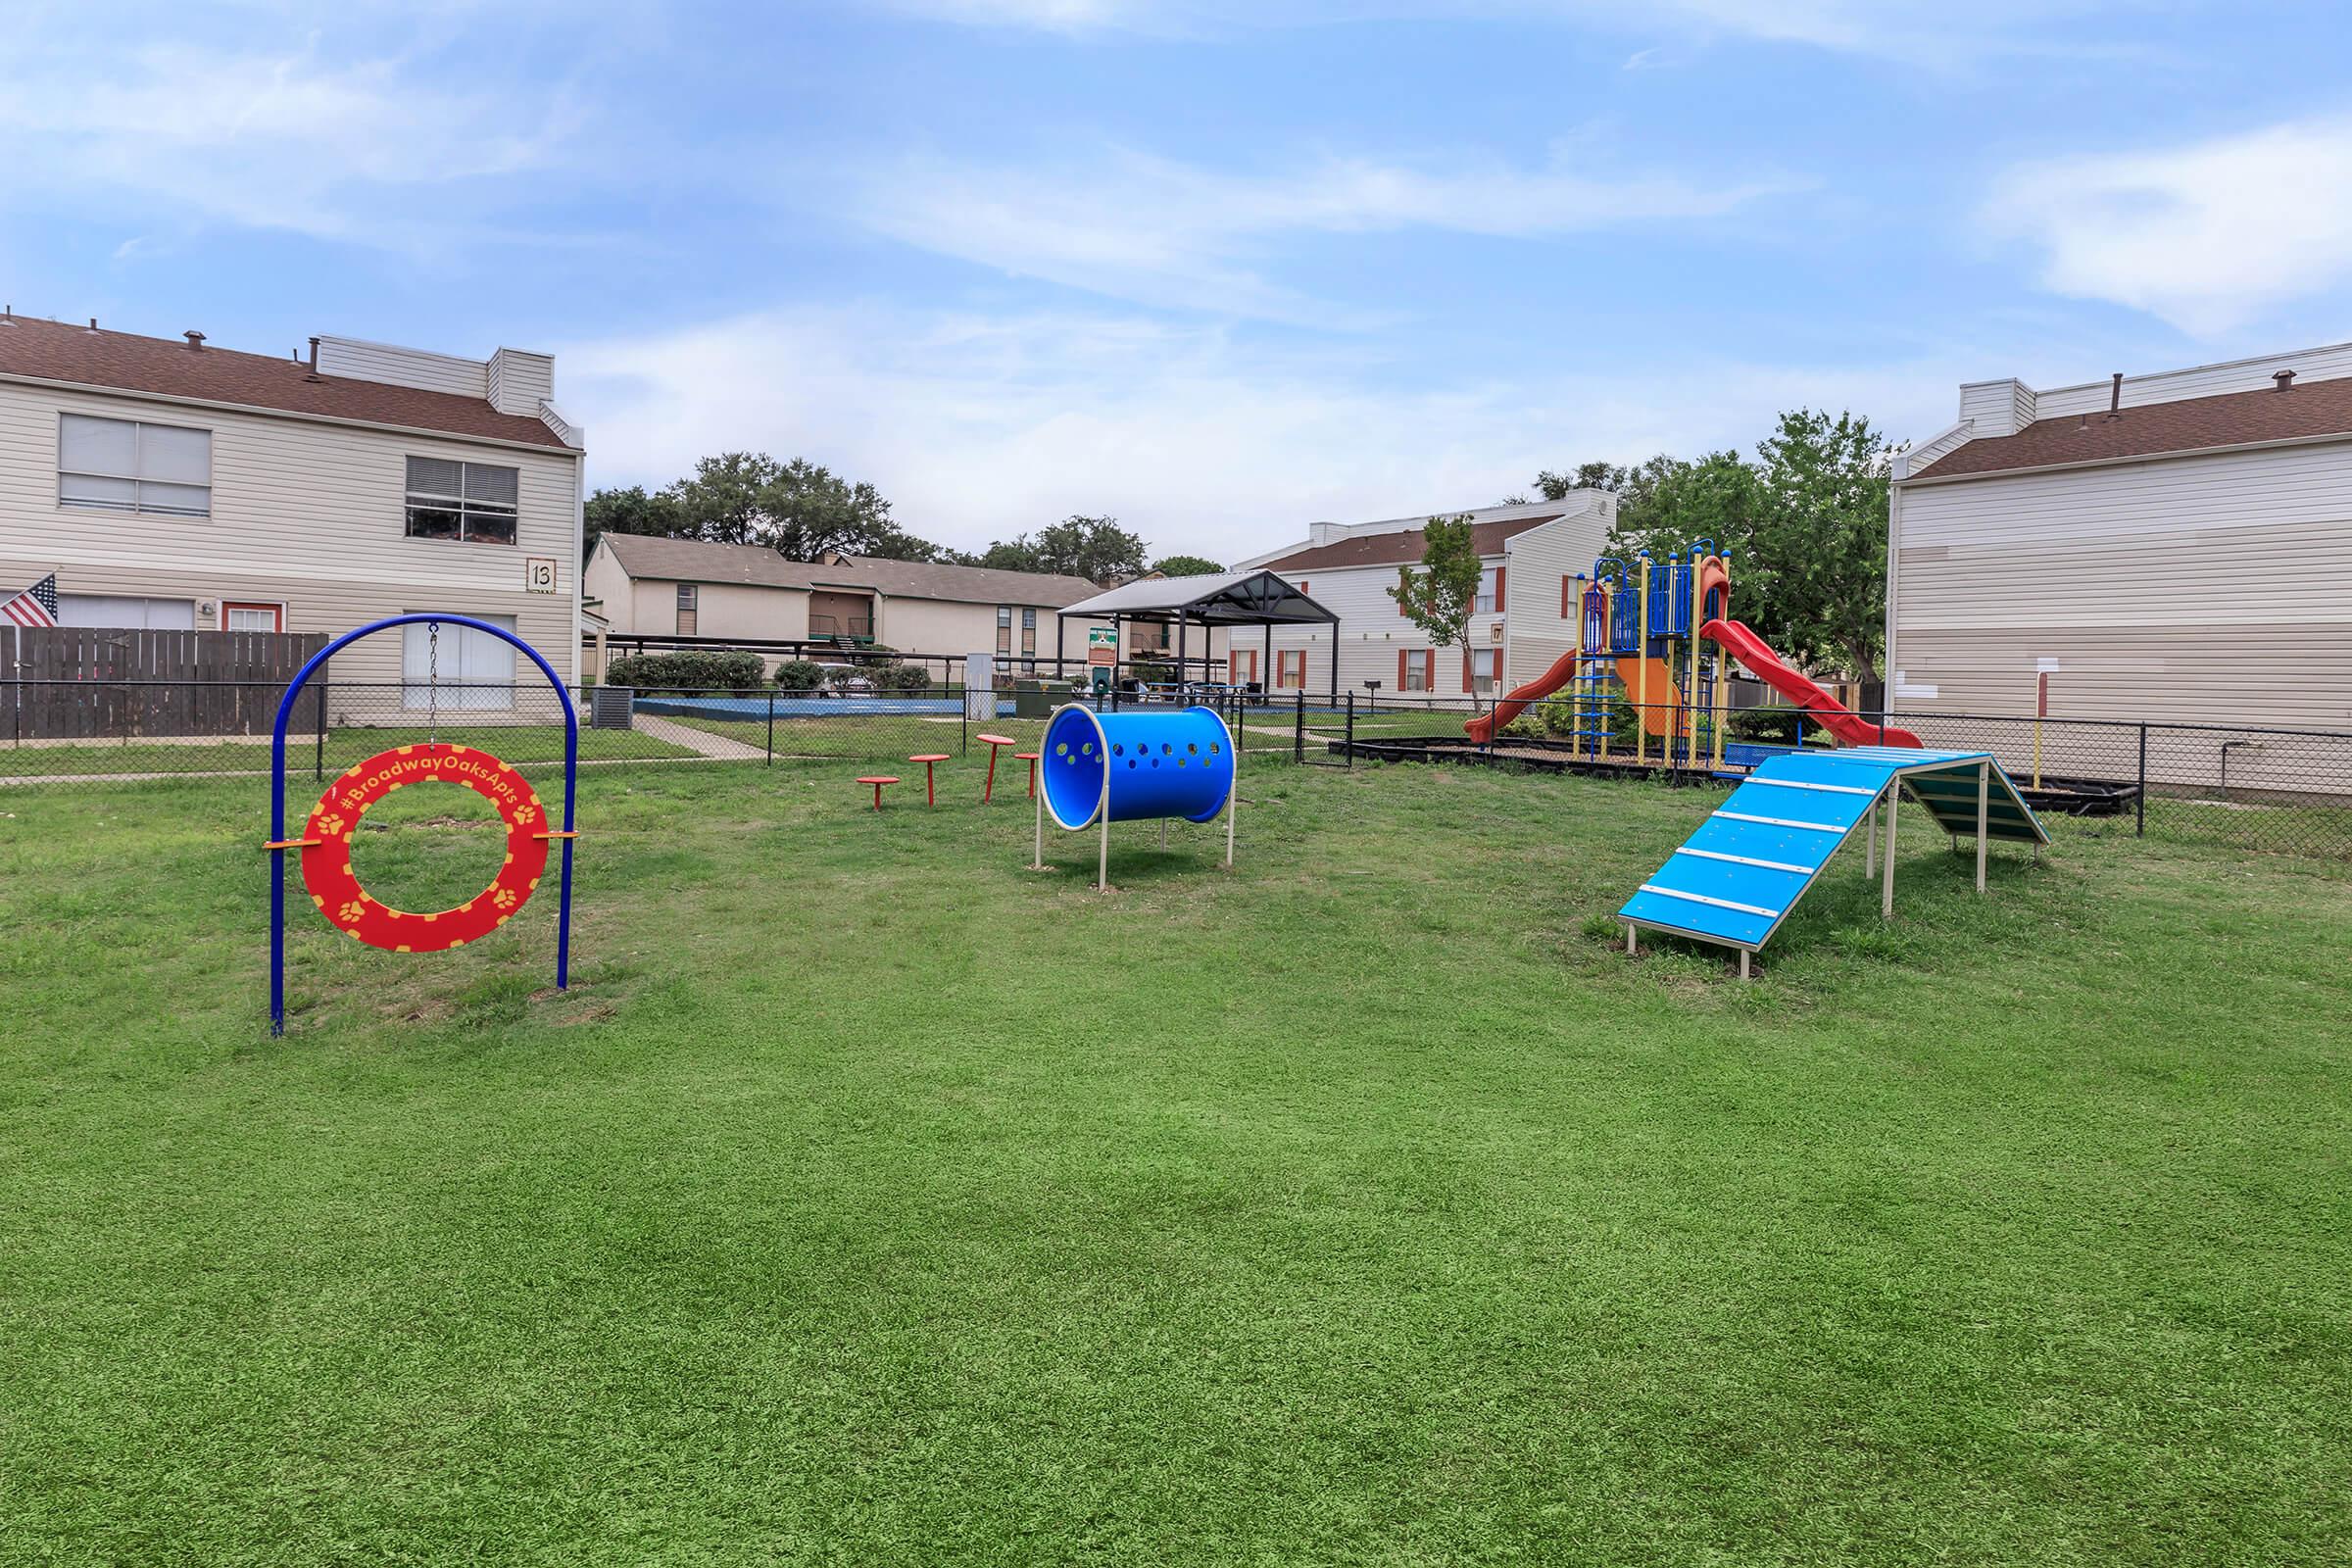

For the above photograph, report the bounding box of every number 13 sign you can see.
[525,557,559,594]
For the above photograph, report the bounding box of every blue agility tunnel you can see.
[1034,703,1240,889]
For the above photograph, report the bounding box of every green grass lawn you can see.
[3,759,2348,1565]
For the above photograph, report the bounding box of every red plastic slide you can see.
[1463,649,1581,744]
[1701,618,1920,749]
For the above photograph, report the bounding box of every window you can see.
[57,594,196,630]
[59,415,211,516]
[1230,650,1256,685]
[222,602,283,633]
[1474,565,1499,614]
[1277,649,1307,689]
[676,583,699,636]
[405,457,518,545]
[402,613,517,711]
[997,606,1012,656]
[1398,650,1433,692]
[1021,607,1037,656]
[1470,648,1499,694]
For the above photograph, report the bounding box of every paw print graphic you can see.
[318,812,346,837]
[492,887,518,910]
[514,803,539,826]
[337,900,366,923]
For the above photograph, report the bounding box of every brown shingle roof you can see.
[1260,513,1560,572]
[0,314,571,449]
[1912,374,2352,480]
[597,534,1102,607]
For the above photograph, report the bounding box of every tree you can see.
[1750,410,1898,682]
[1534,455,1689,521]
[1152,553,1224,577]
[1596,415,1898,682]
[956,515,1152,584]
[582,483,679,562]
[1032,515,1151,584]
[1389,514,1483,665]
[588,453,948,562]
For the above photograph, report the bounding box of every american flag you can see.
[3,573,59,628]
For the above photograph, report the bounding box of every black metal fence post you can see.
[1344,689,1355,767]
[313,678,326,782]
[1294,691,1305,764]
[765,688,775,766]
[2136,723,2147,836]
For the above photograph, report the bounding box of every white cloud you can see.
[0,37,580,252]
[875,0,2158,64]
[1986,115,2352,336]
[564,303,1956,561]
[845,145,1799,320]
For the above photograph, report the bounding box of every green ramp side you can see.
[1617,746,2047,964]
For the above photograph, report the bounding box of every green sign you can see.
[1088,626,1118,649]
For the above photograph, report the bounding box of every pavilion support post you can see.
[1976,760,1989,894]
[1263,624,1273,695]
[1055,612,1067,683]
[1177,611,1188,689]
[1328,630,1339,709]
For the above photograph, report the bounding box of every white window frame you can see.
[1473,565,1499,615]
[1402,651,1433,693]
[220,599,286,633]
[57,413,213,517]
[404,456,520,546]
[997,606,1013,655]
[1471,647,1500,693]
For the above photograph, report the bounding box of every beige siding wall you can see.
[1262,558,1509,696]
[1889,440,2352,736]
[0,380,579,684]
[1500,506,1615,689]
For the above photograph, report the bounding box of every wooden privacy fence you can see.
[2,626,327,740]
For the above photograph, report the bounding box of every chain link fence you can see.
[7,676,2348,859]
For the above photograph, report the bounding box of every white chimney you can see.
[487,347,556,417]
[1956,377,2036,437]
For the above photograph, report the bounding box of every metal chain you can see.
[427,620,440,744]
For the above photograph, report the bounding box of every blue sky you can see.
[6,1,2351,562]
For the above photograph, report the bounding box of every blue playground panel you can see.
[1619,747,2048,958]
[635,694,1006,720]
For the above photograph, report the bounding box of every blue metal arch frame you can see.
[268,613,578,1034]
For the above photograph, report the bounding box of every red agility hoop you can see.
[297,744,551,953]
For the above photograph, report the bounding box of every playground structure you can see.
[1463,547,1919,759]
[263,614,580,1035]
[1034,703,1238,891]
[1619,745,2047,976]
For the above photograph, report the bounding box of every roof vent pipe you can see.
[2104,371,2123,420]
[183,330,205,351]
[2275,369,2296,392]
[0,305,13,327]
[85,318,100,334]
[304,335,322,383]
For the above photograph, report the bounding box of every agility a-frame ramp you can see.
[1618,746,2048,977]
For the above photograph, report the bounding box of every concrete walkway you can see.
[632,712,767,761]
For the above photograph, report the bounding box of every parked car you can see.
[813,663,875,698]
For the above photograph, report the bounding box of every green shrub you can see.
[774,660,825,691]
[870,662,933,693]
[1131,660,1176,685]
[605,650,764,694]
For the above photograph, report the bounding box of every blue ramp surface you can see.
[1618,748,2046,956]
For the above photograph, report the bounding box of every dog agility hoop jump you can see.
[263,613,581,1035]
